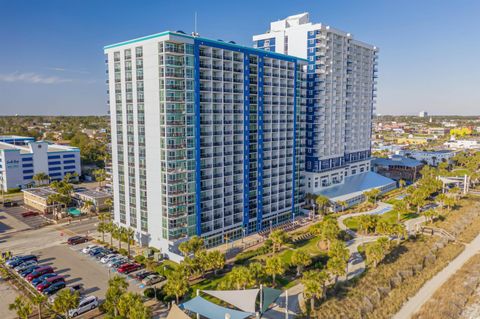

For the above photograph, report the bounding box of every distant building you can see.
[427,127,449,136]
[419,111,428,118]
[444,139,480,150]
[0,136,81,191]
[398,149,456,166]
[372,155,423,182]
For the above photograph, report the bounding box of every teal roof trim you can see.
[104,31,308,62]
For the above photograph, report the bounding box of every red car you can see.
[36,276,64,292]
[117,263,142,274]
[26,266,54,282]
[22,211,39,218]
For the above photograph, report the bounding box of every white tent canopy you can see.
[202,289,260,313]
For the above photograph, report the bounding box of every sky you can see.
[0,0,479,116]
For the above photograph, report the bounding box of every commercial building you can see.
[419,111,428,118]
[372,155,423,183]
[105,31,307,254]
[398,149,456,166]
[253,13,387,202]
[23,187,62,214]
[0,137,81,191]
[444,139,480,150]
[72,188,112,212]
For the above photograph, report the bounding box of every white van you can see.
[68,296,98,317]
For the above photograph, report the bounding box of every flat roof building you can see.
[0,137,81,191]
[105,31,307,256]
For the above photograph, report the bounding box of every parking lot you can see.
[1,204,50,231]
[32,242,144,301]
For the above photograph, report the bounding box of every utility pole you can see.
[285,289,289,319]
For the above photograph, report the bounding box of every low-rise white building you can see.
[397,149,456,166]
[0,136,81,191]
[444,139,480,150]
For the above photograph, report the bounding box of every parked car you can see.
[108,258,129,268]
[67,236,89,245]
[14,260,38,272]
[7,255,37,268]
[32,273,58,286]
[68,296,99,317]
[20,265,41,277]
[81,245,99,254]
[94,250,112,260]
[4,201,18,207]
[48,284,84,304]
[26,266,54,282]
[21,211,39,217]
[43,281,66,295]
[100,254,118,264]
[37,276,65,292]
[117,263,142,274]
[88,247,107,256]
[142,274,164,286]
[134,271,157,281]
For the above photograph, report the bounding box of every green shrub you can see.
[134,255,146,264]
[144,288,155,298]
[119,248,128,256]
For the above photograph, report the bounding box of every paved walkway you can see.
[393,234,480,319]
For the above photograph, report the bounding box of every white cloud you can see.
[45,67,90,74]
[0,72,72,84]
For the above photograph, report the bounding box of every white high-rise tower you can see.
[253,13,380,196]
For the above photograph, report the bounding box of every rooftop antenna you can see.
[192,12,199,37]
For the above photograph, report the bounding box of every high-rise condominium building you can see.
[104,31,307,255]
[253,13,379,198]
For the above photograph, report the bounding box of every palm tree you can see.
[31,294,46,319]
[80,200,94,215]
[105,198,113,218]
[164,271,189,304]
[33,172,50,186]
[393,200,408,222]
[92,169,106,187]
[398,179,406,188]
[104,275,129,317]
[315,195,330,217]
[109,222,118,248]
[321,217,340,250]
[364,188,381,204]
[265,256,285,287]
[209,250,226,275]
[117,226,127,251]
[248,262,265,286]
[291,250,312,276]
[444,196,456,211]
[9,296,32,319]
[52,289,79,319]
[125,227,135,256]
[97,212,111,242]
[365,239,387,268]
[327,240,349,283]
[301,270,329,314]
[269,229,289,254]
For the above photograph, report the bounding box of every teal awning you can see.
[181,296,253,319]
[262,287,282,313]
